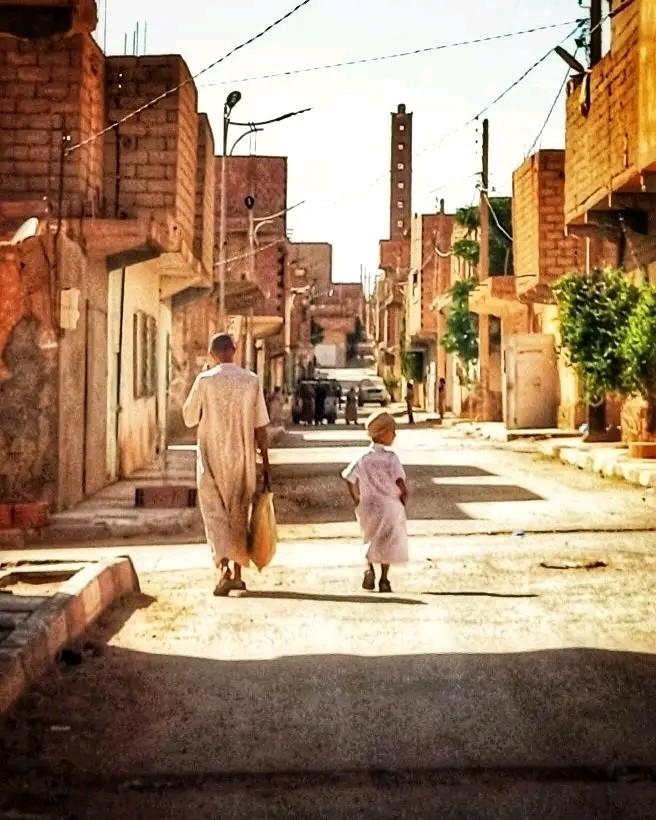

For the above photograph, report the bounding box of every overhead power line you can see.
[199,20,582,88]
[526,57,576,156]
[302,20,585,218]
[66,0,315,154]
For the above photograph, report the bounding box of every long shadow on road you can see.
[273,463,543,524]
[241,590,425,605]
[1,589,655,818]
[424,591,538,599]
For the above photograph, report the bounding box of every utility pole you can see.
[590,0,603,68]
[479,118,490,280]
[478,118,491,421]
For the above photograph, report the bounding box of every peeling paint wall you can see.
[0,233,112,510]
[0,239,58,504]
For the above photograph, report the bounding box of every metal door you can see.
[503,334,558,429]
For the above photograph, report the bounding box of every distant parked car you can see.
[358,377,390,407]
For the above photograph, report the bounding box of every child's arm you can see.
[343,477,360,507]
[396,478,408,507]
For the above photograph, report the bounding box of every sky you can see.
[97,0,587,283]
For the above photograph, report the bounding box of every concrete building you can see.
[377,103,413,379]
[0,0,214,509]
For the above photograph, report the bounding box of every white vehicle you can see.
[358,377,390,407]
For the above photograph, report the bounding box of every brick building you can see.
[377,103,413,378]
[563,0,656,440]
[407,205,454,412]
[511,149,616,430]
[167,154,289,439]
[0,0,214,509]
[311,282,363,365]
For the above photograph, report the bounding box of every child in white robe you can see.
[341,410,409,593]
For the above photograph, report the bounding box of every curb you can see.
[537,441,656,489]
[0,556,140,715]
[0,510,202,549]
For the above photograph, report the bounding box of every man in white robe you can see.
[182,333,271,596]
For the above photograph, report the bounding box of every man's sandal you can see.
[213,576,247,597]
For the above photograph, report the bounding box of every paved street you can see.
[1,425,656,818]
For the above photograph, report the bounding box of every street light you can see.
[215,100,312,330]
[218,90,242,331]
[242,196,305,372]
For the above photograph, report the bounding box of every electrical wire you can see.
[527,66,572,156]
[66,0,315,155]
[214,237,282,269]
[483,192,513,242]
[199,20,581,88]
[302,20,584,217]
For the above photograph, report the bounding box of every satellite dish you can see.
[10,217,39,245]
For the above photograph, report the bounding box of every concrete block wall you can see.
[0,33,105,216]
[514,150,621,297]
[287,242,332,292]
[194,113,215,276]
[379,237,410,275]
[219,155,288,306]
[420,213,453,334]
[564,2,640,223]
[223,155,287,236]
[513,150,584,291]
[103,55,199,245]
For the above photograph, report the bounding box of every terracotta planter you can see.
[628,442,656,459]
[0,504,13,530]
[12,502,49,529]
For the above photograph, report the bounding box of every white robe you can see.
[342,444,409,564]
[182,363,270,567]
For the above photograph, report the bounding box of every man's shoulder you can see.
[202,365,258,384]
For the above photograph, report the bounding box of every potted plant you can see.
[552,267,640,442]
[620,283,656,455]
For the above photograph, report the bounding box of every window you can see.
[397,162,404,170]
[396,219,404,229]
[397,201,404,209]
[399,124,405,132]
[397,181,404,189]
[133,311,157,398]
[397,143,405,150]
